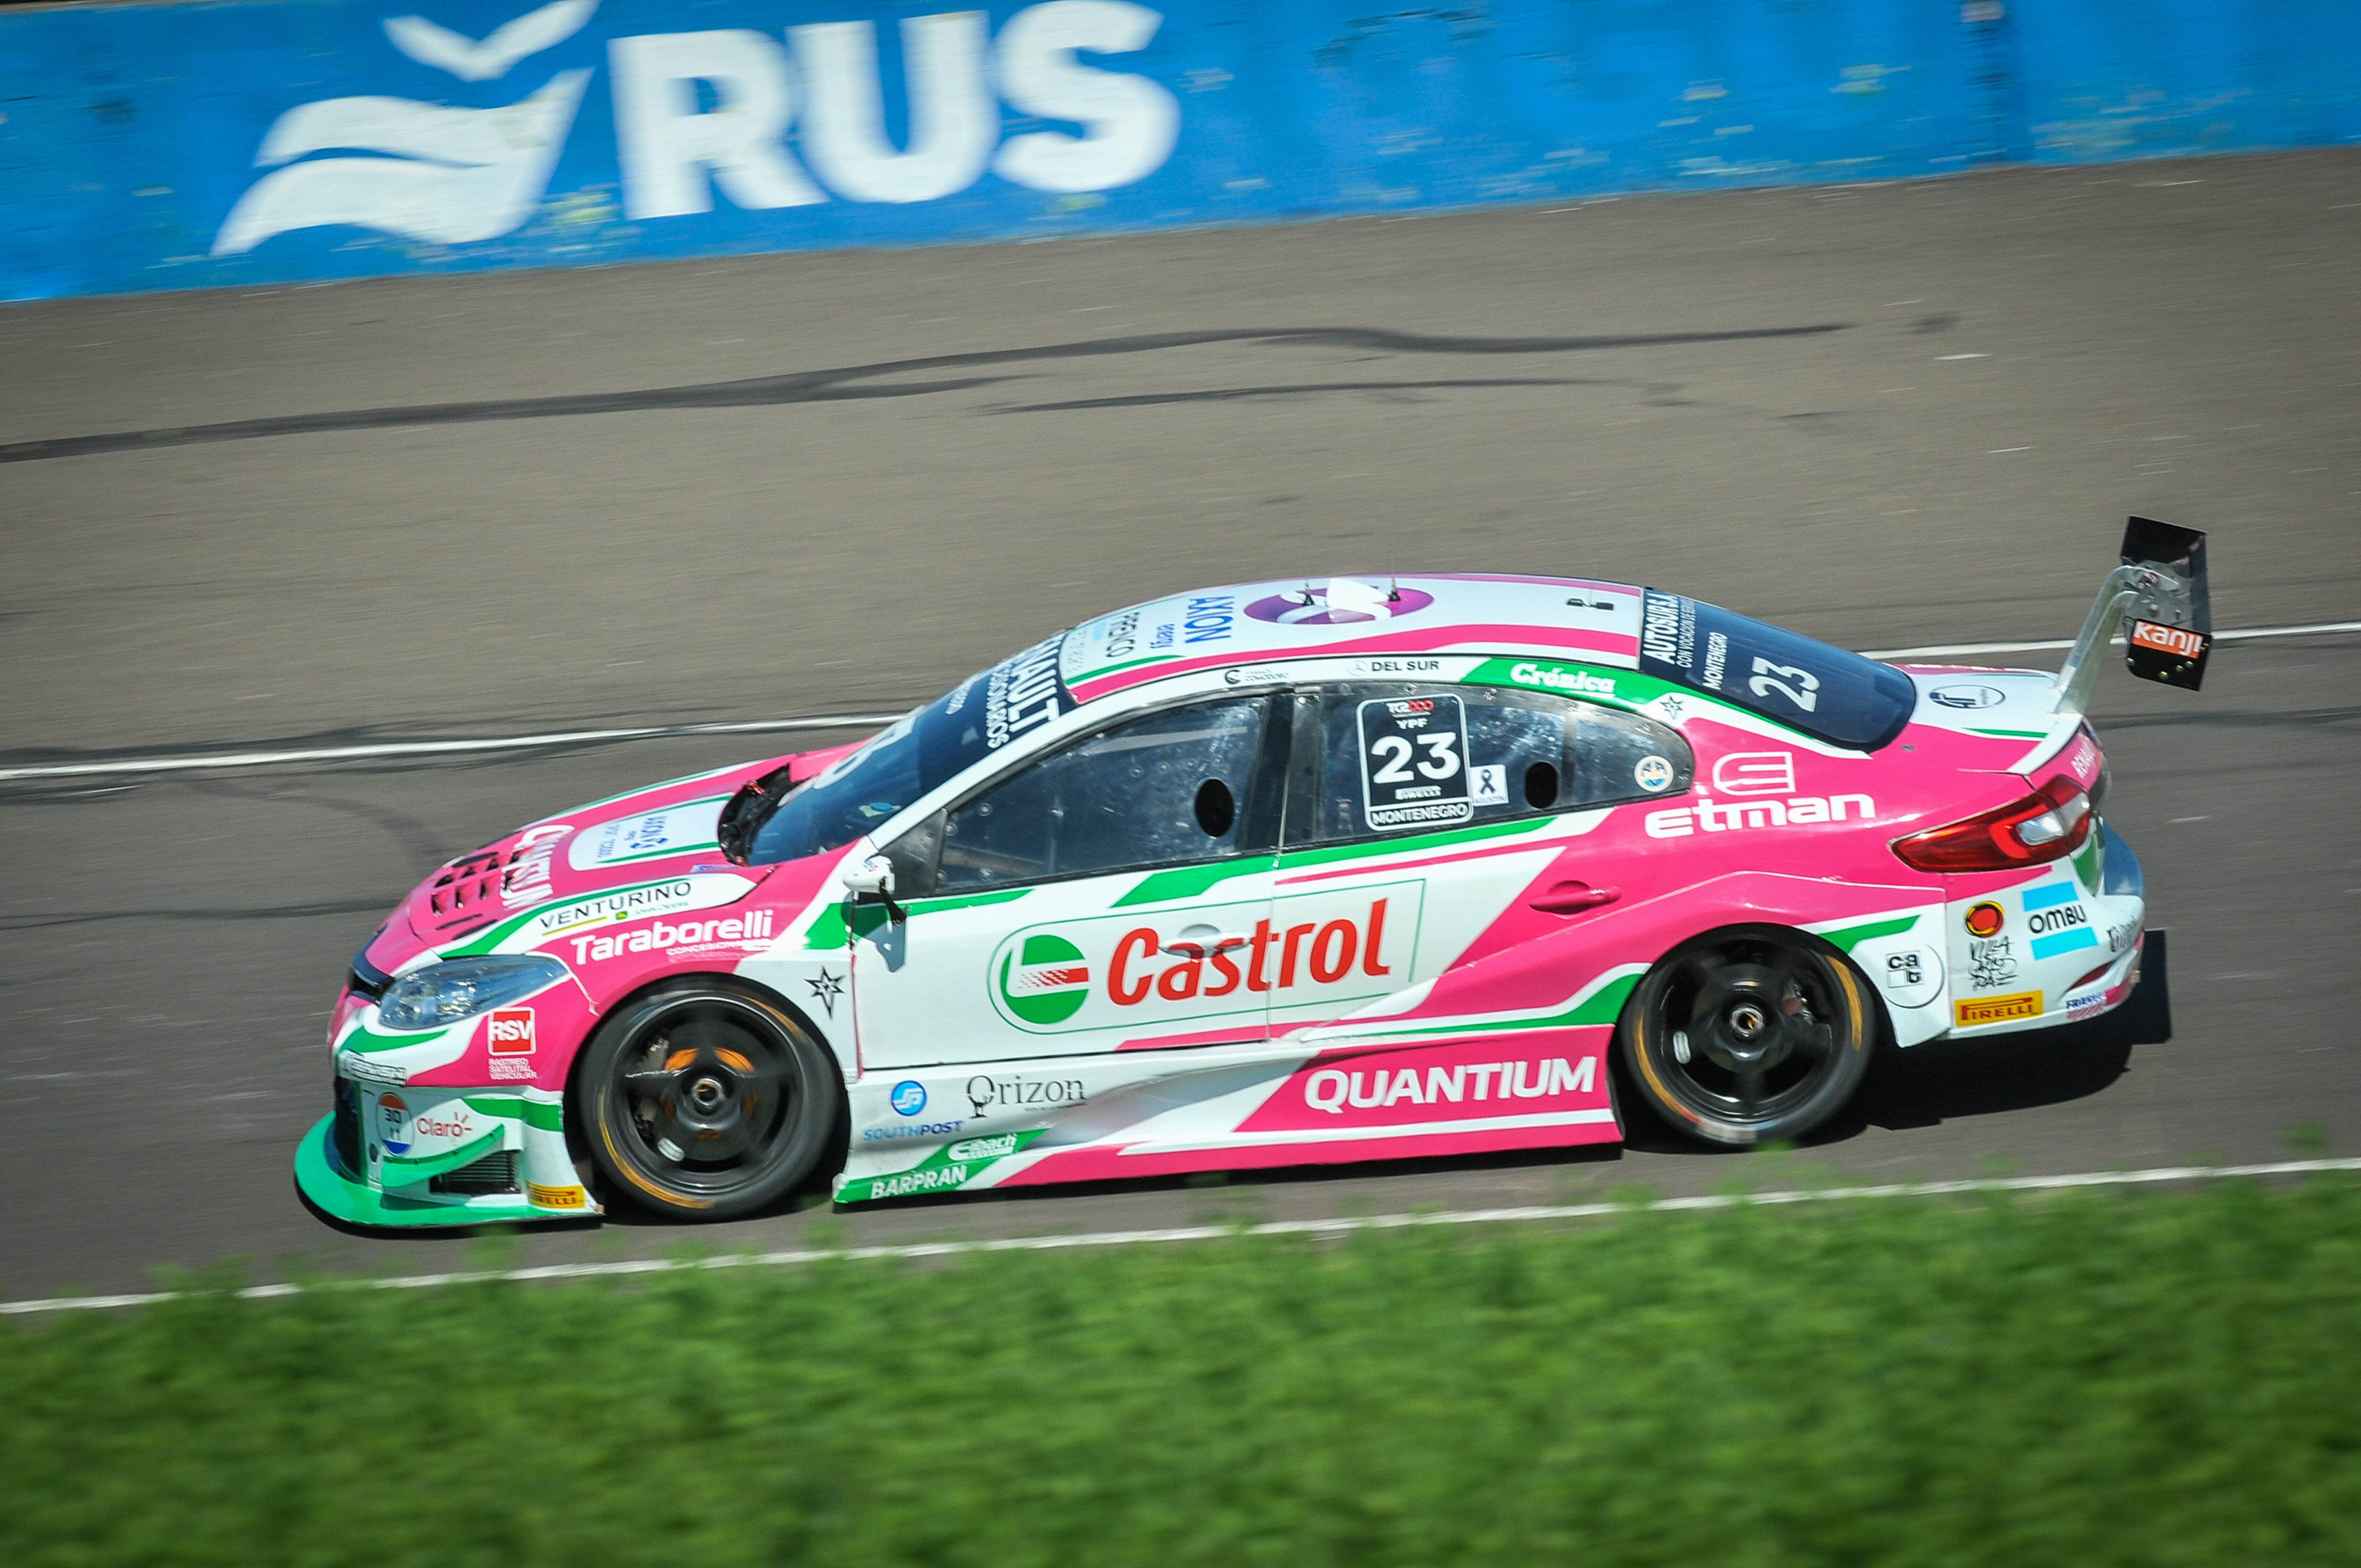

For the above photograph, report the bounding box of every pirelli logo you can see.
[1956,991,2042,1027]
[527,1182,588,1210]
[2130,620,2207,659]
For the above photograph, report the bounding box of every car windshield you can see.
[737,634,1074,865]
[1637,590,1916,751]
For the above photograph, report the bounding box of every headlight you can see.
[377,955,567,1031]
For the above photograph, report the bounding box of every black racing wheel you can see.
[577,980,841,1219]
[1618,928,1873,1147]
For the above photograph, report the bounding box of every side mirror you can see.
[841,854,906,925]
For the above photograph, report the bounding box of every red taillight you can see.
[1892,775,2094,873]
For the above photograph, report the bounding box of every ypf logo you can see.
[997,933,1092,1026]
[1244,580,1435,625]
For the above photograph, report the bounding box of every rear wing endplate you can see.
[2052,517,2211,716]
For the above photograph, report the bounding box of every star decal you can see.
[1658,695,1686,720]
[806,968,845,1018]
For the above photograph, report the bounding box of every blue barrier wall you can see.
[0,0,2354,300]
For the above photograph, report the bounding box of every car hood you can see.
[368,747,857,966]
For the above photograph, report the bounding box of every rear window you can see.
[1638,590,1915,751]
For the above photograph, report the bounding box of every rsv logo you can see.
[215,1,598,254]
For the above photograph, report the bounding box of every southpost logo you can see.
[986,887,1420,1033]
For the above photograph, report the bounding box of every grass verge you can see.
[8,1177,2361,1567]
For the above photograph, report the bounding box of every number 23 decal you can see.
[1748,657,1821,712]
[1368,730,1462,783]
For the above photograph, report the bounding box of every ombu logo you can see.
[998,934,1092,1026]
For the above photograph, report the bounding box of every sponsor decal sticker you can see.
[889,1080,928,1117]
[947,1133,1025,1162]
[1956,991,2042,1026]
[988,888,1418,1034]
[1358,694,1471,830]
[863,1121,965,1143]
[489,1058,536,1081]
[1965,901,2004,939]
[2021,882,2096,959]
[806,967,845,1018]
[1877,946,1944,1008]
[527,1182,588,1210]
[1968,935,2018,991]
[1506,661,1615,697]
[377,1091,410,1155]
[998,933,1094,1026]
[568,908,774,963]
[1929,684,2006,710]
[1244,581,1433,625]
[487,1008,535,1056]
[340,1055,407,1087]
[966,1073,1086,1119]
[2129,620,2207,660]
[1302,1055,1596,1114]
[1710,752,1797,796]
[501,821,573,907]
[1469,763,1510,805]
[1634,755,1674,793]
[1643,792,1874,838]
[569,797,726,870]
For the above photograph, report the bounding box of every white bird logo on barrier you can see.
[212,0,599,255]
[383,0,597,81]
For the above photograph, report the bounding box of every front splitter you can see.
[293,1115,576,1229]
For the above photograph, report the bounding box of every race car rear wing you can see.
[2052,517,2211,716]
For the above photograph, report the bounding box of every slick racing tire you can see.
[1618,927,1874,1148]
[578,979,842,1220]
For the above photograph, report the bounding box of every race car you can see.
[297,519,2212,1225]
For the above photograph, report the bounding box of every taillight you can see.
[1892,775,2094,873]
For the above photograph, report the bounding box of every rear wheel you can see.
[1619,928,1873,1147]
[578,980,840,1219]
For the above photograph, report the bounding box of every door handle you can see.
[1529,881,1618,915]
[1165,931,1250,955]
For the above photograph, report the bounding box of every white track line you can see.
[1860,618,2361,660]
[9,1157,2359,1317]
[5,619,2355,784]
[0,714,903,783]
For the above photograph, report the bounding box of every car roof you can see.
[1057,573,1644,704]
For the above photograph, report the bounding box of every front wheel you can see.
[578,980,841,1219]
[1619,928,1873,1147]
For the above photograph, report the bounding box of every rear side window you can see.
[1301,684,1692,845]
[1638,590,1915,751]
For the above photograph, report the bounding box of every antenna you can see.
[1387,573,1401,602]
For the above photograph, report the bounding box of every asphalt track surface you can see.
[3,151,2357,1301]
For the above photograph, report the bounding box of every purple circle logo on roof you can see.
[1244,580,1435,626]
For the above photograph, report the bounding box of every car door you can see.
[1265,682,1693,1041]
[850,693,1286,1068]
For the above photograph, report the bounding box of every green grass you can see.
[10,1178,2361,1567]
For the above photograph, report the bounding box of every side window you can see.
[1311,684,1691,843]
[935,698,1274,890]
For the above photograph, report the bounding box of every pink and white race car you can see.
[298,521,2212,1224]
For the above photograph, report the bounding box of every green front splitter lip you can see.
[293,1116,574,1230]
